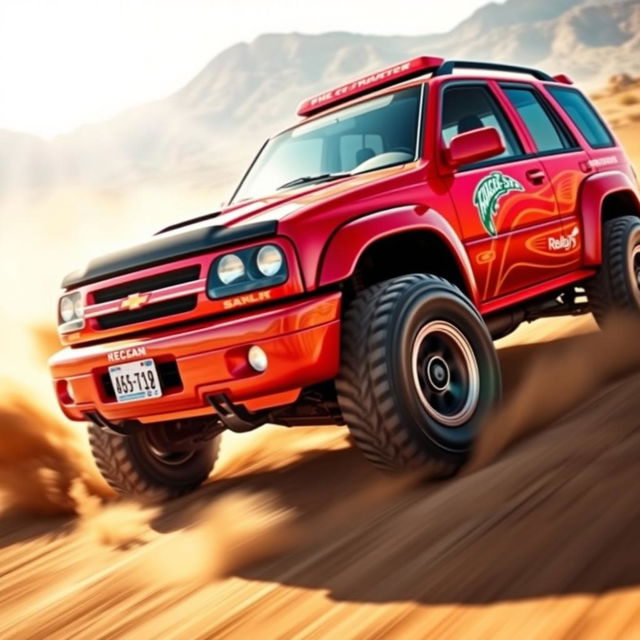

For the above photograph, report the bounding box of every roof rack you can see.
[434,60,555,82]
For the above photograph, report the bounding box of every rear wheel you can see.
[88,421,220,499]
[336,274,501,476]
[586,215,640,327]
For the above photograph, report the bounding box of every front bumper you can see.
[50,293,341,423]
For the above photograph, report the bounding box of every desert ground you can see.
[2,314,640,639]
[1,80,640,639]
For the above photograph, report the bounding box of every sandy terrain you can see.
[1,314,640,639]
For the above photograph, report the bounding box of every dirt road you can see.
[1,316,640,639]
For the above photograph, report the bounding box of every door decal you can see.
[473,171,525,236]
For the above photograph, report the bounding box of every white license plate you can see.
[108,359,163,403]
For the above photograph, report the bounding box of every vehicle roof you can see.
[276,70,565,138]
[294,57,565,121]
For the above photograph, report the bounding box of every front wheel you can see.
[88,421,220,499]
[336,274,501,476]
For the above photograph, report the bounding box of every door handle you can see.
[526,169,546,185]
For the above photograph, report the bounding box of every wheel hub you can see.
[148,445,195,466]
[426,356,451,392]
[411,320,480,427]
[144,422,197,466]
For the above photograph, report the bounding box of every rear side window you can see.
[547,86,614,148]
[502,87,574,153]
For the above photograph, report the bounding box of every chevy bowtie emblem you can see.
[120,293,150,311]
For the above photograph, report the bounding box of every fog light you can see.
[248,345,268,372]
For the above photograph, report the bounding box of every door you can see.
[499,83,586,275]
[440,83,568,301]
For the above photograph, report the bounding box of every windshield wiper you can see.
[277,172,350,191]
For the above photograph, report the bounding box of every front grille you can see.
[101,360,182,400]
[96,296,197,329]
[93,265,200,304]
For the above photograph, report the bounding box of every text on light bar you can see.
[297,56,444,117]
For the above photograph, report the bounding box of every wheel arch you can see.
[581,171,640,266]
[317,206,479,305]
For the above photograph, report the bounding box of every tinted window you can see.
[233,86,422,202]
[503,87,572,153]
[441,85,522,164]
[339,134,384,170]
[548,86,614,148]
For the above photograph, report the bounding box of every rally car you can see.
[50,56,640,497]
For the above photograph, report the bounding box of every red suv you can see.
[50,57,640,498]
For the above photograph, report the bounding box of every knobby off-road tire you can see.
[336,274,501,476]
[586,215,640,327]
[88,422,220,499]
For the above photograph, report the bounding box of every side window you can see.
[547,86,615,148]
[503,87,574,153]
[441,85,522,164]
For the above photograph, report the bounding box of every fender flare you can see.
[580,171,640,266]
[317,205,479,305]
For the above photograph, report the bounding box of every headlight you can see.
[60,296,75,322]
[217,254,245,284]
[208,243,288,299]
[256,245,283,277]
[73,297,84,318]
[58,292,85,333]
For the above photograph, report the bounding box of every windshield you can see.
[231,85,423,203]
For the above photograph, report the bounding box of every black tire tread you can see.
[88,423,219,499]
[586,215,640,325]
[337,274,469,477]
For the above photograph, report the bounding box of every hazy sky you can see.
[0,0,504,137]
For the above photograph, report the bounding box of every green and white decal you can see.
[473,171,525,236]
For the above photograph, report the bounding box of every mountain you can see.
[2,0,639,201]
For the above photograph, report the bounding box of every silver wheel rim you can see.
[411,320,480,427]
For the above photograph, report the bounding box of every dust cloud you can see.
[0,324,113,515]
[137,493,298,587]
[0,395,113,516]
[468,314,640,471]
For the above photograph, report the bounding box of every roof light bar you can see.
[297,56,444,117]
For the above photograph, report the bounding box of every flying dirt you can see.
[1,314,640,639]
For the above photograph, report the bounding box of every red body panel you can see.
[51,293,341,422]
[580,171,640,266]
[49,60,640,425]
[319,205,479,304]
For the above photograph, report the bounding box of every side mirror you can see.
[445,126,506,170]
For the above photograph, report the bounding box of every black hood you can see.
[62,220,277,289]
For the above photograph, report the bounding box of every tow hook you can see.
[207,394,269,432]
